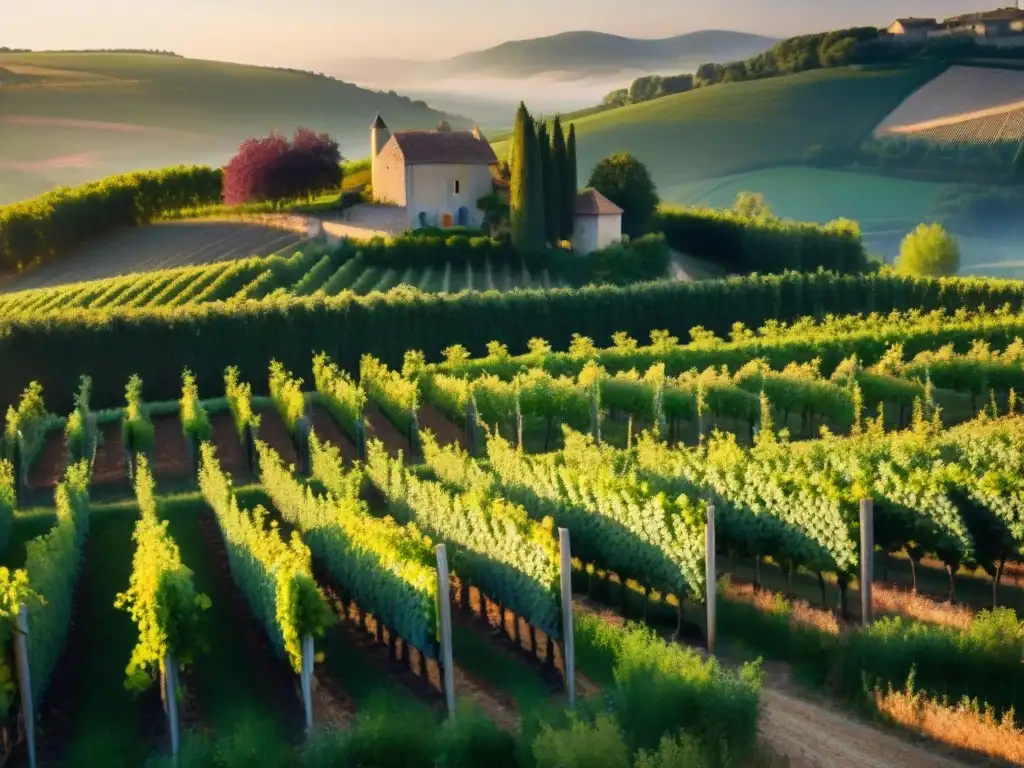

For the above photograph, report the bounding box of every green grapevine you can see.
[198,443,333,673]
[116,455,210,691]
[258,436,440,656]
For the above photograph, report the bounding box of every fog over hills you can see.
[330,29,777,82]
[326,29,777,130]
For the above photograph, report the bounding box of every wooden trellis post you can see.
[435,544,456,717]
[163,653,180,757]
[14,606,35,768]
[558,528,576,707]
[300,635,314,733]
[860,498,874,626]
[706,504,717,654]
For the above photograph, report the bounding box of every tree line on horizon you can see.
[508,104,578,251]
[0,47,182,56]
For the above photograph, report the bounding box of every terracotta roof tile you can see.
[575,188,623,215]
[390,130,498,165]
[893,17,937,27]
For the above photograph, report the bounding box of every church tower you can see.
[370,113,390,196]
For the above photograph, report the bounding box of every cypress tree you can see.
[526,116,547,252]
[552,116,570,241]
[509,102,531,249]
[1013,139,1024,177]
[564,123,579,241]
[537,120,558,246]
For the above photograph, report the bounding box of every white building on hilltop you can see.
[370,113,498,230]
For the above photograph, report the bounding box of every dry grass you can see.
[719,578,841,636]
[872,583,974,631]
[722,575,975,633]
[874,680,1024,765]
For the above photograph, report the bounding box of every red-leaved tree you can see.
[223,128,343,206]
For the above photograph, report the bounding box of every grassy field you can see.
[493,65,939,190]
[0,52,459,204]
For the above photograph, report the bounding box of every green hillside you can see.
[494,65,939,194]
[439,29,777,77]
[0,52,462,204]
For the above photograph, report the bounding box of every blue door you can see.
[457,206,470,227]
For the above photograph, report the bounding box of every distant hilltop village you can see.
[885,5,1024,45]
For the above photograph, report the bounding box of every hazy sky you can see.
[4,0,992,67]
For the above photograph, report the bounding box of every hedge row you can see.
[6,270,1024,412]
[347,231,669,286]
[0,166,223,273]
[656,206,869,275]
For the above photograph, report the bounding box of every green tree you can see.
[564,123,578,240]
[510,103,544,250]
[895,222,961,277]
[551,116,568,242]
[536,120,558,245]
[734,191,775,220]
[527,116,547,251]
[587,152,660,236]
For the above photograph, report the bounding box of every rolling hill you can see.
[0,52,464,205]
[494,65,938,197]
[327,30,777,85]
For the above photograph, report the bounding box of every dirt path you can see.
[151,414,189,481]
[254,406,298,466]
[309,403,359,463]
[668,248,724,282]
[759,686,967,768]
[364,401,410,457]
[28,427,64,491]
[418,403,468,451]
[209,410,248,480]
[92,421,125,486]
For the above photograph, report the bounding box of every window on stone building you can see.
[453,180,460,194]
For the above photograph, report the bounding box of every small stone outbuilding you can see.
[573,188,623,254]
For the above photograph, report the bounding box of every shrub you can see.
[533,714,632,768]
[656,205,867,275]
[895,223,961,277]
[337,699,437,768]
[4,381,50,469]
[223,128,342,206]
[588,153,660,237]
[586,234,671,285]
[122,375,155,454]
[435,705,519,768]
[575,614,762,760]
[64,375,92,463]
[179,369,213,442]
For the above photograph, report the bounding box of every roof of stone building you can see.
[388,130,498,165]
[371,112,388,129]
[575,188,623,216]
[891,17,938,27]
